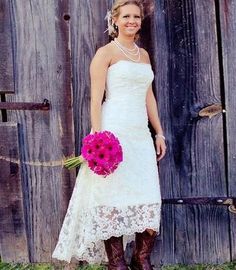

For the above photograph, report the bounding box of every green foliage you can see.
[0,261,235,270]
[0,261,53,270]
[162,260,236,270]
[75,265,105,270]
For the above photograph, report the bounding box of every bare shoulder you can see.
[90,43,113,70]
[140,48,151,64]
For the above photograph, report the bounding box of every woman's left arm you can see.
[146,85,167,161]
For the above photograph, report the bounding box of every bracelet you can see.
[155,134,166,140]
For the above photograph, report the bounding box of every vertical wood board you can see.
[4,0,75,262]
[0,0,14,93]
[152,0,228,264]
[219,0,236,260]
[0,122,29,262]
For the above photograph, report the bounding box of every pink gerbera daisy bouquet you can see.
[64,130,123,178]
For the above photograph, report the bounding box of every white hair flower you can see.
[104,10,114,35]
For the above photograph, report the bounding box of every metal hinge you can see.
[0,98,50,110]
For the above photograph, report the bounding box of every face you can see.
[113,4,142,37]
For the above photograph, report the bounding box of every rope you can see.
[0,155,65,167]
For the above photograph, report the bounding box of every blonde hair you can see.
[109,0,144,41]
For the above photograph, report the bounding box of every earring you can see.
[113,23,118,31]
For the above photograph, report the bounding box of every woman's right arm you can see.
[89,47,110,133]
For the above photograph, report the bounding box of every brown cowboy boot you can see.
[104,235,128,270]
[130,230,157,270]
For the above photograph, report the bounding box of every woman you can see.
[52,0,166,269]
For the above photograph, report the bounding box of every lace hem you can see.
[52,203,162,264]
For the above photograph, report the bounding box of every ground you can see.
[0,259,236,270]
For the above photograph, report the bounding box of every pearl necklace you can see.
[114,38,138,52]
[114,38,139,56]
[113,39,141,62]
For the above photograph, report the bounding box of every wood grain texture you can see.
[152,0,229,264]
[0,0,14,93]
[0,0,235,265]
[160,204,230,264]
[219,0,236,260]
[69,0,111,156]
[0,122,29,262]
[4,0,75,262]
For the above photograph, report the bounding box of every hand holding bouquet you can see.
[64,130,123,178]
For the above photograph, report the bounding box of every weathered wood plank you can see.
[219,0,236,260]
[5,0,75,262]
[153,0,228,264]
[0,122,29,262]
[69,0,111,155]
[161,204,230,264]
[0,0,14,93]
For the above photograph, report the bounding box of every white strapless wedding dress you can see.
[52,60,162,264]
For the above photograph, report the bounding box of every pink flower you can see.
[78,130,123,177]
[81,145,95,161]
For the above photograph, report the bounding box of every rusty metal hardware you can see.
[0,98,50,110]
[162,196,236,214]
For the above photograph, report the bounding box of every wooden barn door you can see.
[1,0,236,266]
[71,0,236,266]
[150,0,236,266]
[0,0,75,262]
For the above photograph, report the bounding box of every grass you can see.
[0,260,235,270]
[162,260,236,270]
